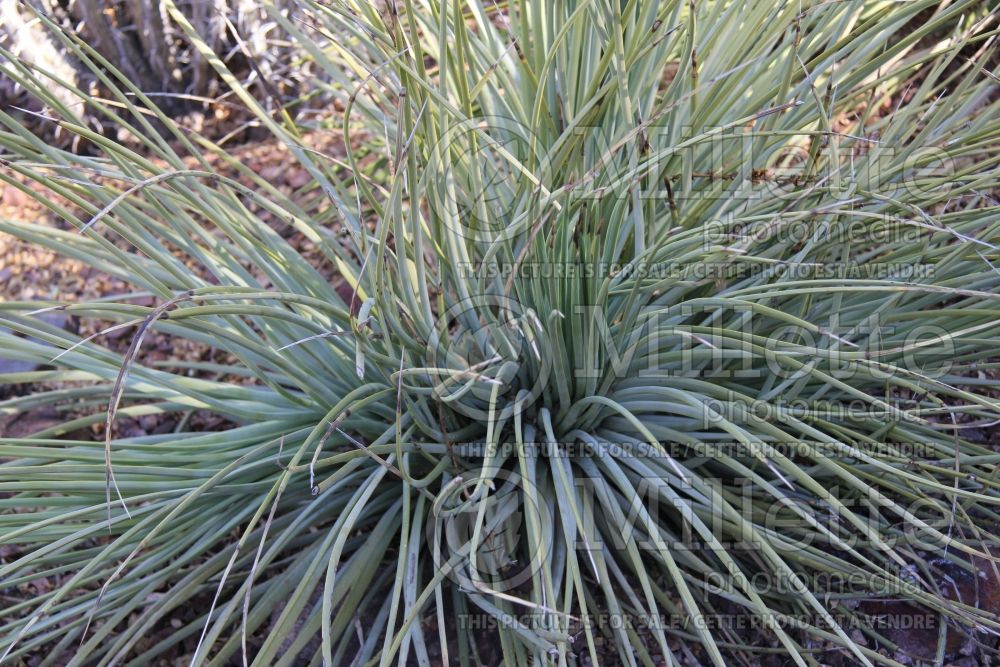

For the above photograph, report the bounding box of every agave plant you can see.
[2,0,1000,665]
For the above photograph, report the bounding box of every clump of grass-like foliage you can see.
[2,1,1000,664]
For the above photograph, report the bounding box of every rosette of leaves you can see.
[1,1,999,665]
